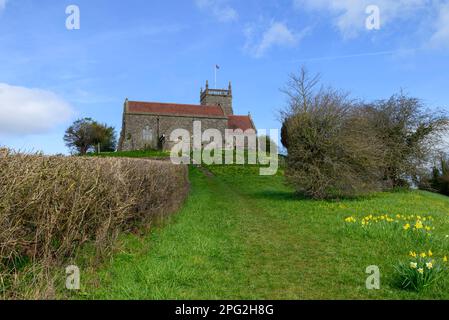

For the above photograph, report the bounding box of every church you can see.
[118,81,257,151]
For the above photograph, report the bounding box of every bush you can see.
[281,69,383,199]
[0,152,188,298]
[362,94,449,188]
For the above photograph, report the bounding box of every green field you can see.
[76,164,449,299]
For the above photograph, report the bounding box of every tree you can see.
[92,122,117,152]
[429,156,449,196]
[281,68,384,199]
[64,118,117,155]
[363,94,449,187]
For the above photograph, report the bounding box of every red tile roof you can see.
[228,115,255,131]
[127,100,255,131]
[127,101,226,117]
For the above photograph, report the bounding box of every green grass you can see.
[74,165,449,299]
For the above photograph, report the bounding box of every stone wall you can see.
[119,113,229,151]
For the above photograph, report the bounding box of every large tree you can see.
[64,118,117,155]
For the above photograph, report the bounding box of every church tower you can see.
[200,80,234,116]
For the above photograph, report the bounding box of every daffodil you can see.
[410,262,418,269]
[443,256,448,263]
[428,250,433,257]
[418,268,424,275]
[426,262,433,269]
[409,251,417,258]
[403,224,411,230]
[420,252,427,258]
[414,220,424,229]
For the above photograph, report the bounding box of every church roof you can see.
[228,115,255,131]
[127,101,226,118]
[126,100,255,132]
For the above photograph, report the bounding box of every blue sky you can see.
[0,0,448,154]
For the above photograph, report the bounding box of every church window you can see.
[142,126,153,142]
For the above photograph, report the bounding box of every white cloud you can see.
[0,0,6,10]
[293,0,428,39]
[195,0,238,22]
[245,22,309,58]
[429,2,449,49]
[0,83,74,136]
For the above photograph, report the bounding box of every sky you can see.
[0,0,449,154]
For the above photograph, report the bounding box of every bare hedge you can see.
[0,151,188,297]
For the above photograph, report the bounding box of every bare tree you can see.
[281,68,384,199]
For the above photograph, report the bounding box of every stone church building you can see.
[118,81,256,151]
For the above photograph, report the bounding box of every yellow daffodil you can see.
[418,268,424,274]
[403,224,411,230]
[426,262,433,269]
[410,262,418,269]
[443,256,448,263]
[414,221,424,229]
[420,252,427,258]
[409,251,417,258]
[428,250,433,257]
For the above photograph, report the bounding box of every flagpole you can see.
[214,65,217,89]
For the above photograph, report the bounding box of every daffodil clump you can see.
[395,250,448,292]
[344,214,435,237]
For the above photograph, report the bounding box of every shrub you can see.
[281,68,383,199]
[362,94,449,188]
[0,152,189,298]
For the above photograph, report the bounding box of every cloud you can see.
[0,83,74,136]
[195,0,238,22]
[429,2,449,49]
[245,22,309,58]
[0,0,6,11]
[293,0,429,39]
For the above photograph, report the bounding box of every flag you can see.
[216,65,220,69]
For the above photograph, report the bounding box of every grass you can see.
[0,154,188,299]
[73,164,449,299]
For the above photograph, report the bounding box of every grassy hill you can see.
[75,164,449,299]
